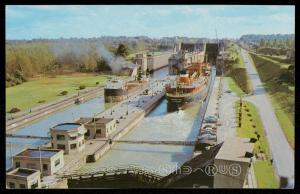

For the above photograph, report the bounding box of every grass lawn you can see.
[224,43,253,94]
[235,100,279,188]
[254,161,279,188]
[6,73,111,112]
[248,52,294,148]
[226,77,245,97]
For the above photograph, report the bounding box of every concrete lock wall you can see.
[89,91,164,162]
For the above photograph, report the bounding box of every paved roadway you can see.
[240,48,294,183]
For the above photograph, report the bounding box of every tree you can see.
[116,44,129,57]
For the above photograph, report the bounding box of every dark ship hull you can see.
[104,88,128,103]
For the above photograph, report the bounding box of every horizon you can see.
[6,5,295,40]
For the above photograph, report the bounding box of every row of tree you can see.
[6,41,130,87]
[258,38,294,49]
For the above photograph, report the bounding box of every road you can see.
[240,48,294,182]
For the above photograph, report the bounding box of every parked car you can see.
[202,124,217,130]
[203,117,218,123]
[201,127,216,133]
[198,133,217,141]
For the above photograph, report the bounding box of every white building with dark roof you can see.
[50,123,87,154]
[6,168,41,189]
[12,148,64,176]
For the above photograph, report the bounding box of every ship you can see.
[104,68,149,103]
[165,62,212,111]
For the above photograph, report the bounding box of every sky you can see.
[6,5,295,40]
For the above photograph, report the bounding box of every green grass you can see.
[226,77,245,96]
[235,101,279,188]
[254,161,279,188]
[224,44,253,94]
[248,52,294,148]
[6,73,111,112]
[257,54,291,69]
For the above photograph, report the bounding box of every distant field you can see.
[6,73,110,112]
[235,101,279,188]
[248,52,294,148]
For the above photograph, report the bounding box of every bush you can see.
[79,85,86,90]
[38,100,46,103]
[230,68,253,94]
[60,91,68,95]
[96,82,99,85]
[14,78,23,85]
[6,73,13,82]
[6,81,11,88]
[9,107,21,113]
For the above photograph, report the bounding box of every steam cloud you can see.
[51,40,137,73]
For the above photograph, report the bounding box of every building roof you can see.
[7,168,40,177]
[94,117,114,124]
[51,123,81,131]
[75,117,92,124]
[14,148,61,158]
[215,137,254,163]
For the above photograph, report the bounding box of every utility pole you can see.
[39,146,43,178]
[94,113,96,137]
[10,142,13,168]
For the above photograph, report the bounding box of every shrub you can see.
[230,68,253,94]
[9,107,21,113]
[96,82,99,85]
[79,85,86,90]
[6,73,13,82]
[38,100,46,103]
[6,81,11,88]
[14,78,23,85]
[60,91,68,95]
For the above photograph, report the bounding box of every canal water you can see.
[6,66,215,176]
[77,98,203,176]
[76,67,217,177]
[5,67,169,170]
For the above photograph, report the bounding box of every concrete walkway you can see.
[240,48,294,182]
[217,77,239,142]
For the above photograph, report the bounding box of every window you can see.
[70,143,77,149]
[27,163,36,169]
[70,136,77,140]
[9,182,15,188]
[43,164,48,171]
[55,159,60,167]
[57,144,65,150]
[96,129,101,134]
[15,162,20,168]
[82,140,84,145]
[19,184,26,189]
[56,135,65,140]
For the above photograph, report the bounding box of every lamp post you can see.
[39,146,43,178]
